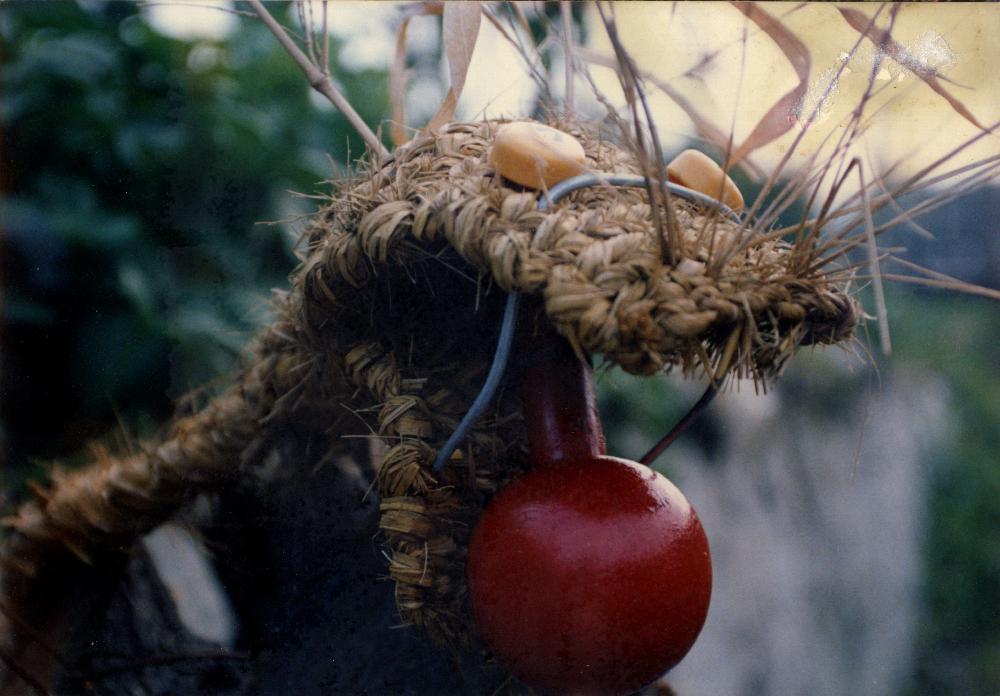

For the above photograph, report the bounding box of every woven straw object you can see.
[1,119,859,655]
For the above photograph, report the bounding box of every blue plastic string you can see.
[431,173,739,471]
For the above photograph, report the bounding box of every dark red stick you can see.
[520,330,606,468]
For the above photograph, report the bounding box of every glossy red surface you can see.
[520,338,606,467]
[467,333,712,695]
[467,456,712,695]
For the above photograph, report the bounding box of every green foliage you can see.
[889,289,1000,696]
[0,2,388,483]
[597,366,694,472]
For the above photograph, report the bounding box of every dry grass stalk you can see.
[247,0,389,160]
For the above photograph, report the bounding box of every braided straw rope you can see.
[1,119,859,661]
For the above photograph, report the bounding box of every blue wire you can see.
[431,292,521,471]
[431,173,739,471]
[542,173,741,222]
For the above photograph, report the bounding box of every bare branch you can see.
[296,0,315,67]
[560,1,574,115]
[247,0,389,160]
[321,0,330,78]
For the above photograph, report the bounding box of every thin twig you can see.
[321,0,330,77]
[483,3,549,98]
[247,0,389,160]
[870,274,1000,302]
[597,2,680,265]
[296,1,315,67]
[857,163,891,355]
[560,1,574,115]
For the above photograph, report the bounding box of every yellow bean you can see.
[489,122,587,190]
[667,149,744,212]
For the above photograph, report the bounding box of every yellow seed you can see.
[667,149,744,212]
[489,122,587,189]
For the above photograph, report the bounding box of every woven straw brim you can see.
[301,120,857,379]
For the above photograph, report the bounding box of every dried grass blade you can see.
[838,6,988,133]
[726,5,882,267]
[576,47,764,179]
[877,274,1000,302]
[425,1,482,132]
[868,168,1000,236]
[728,2,810,166]
[390,17,411,146]
[595,2,679,264]
[858,164,891,354]
[813,151,1000,266]
[881,257,1000,303]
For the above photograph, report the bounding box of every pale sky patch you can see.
[144,0,237,41]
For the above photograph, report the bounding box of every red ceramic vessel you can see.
[467,333,712,696]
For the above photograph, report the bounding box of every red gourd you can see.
[466,330,712,696]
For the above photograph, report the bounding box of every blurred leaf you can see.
[13,30,122,86]
[3,297,57,325]
[0,1,370,475]
[117,262,157,319]
[114,121,184,170]
[425,1,481,131]
[73,311,170,411]
[729,2,810,166]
